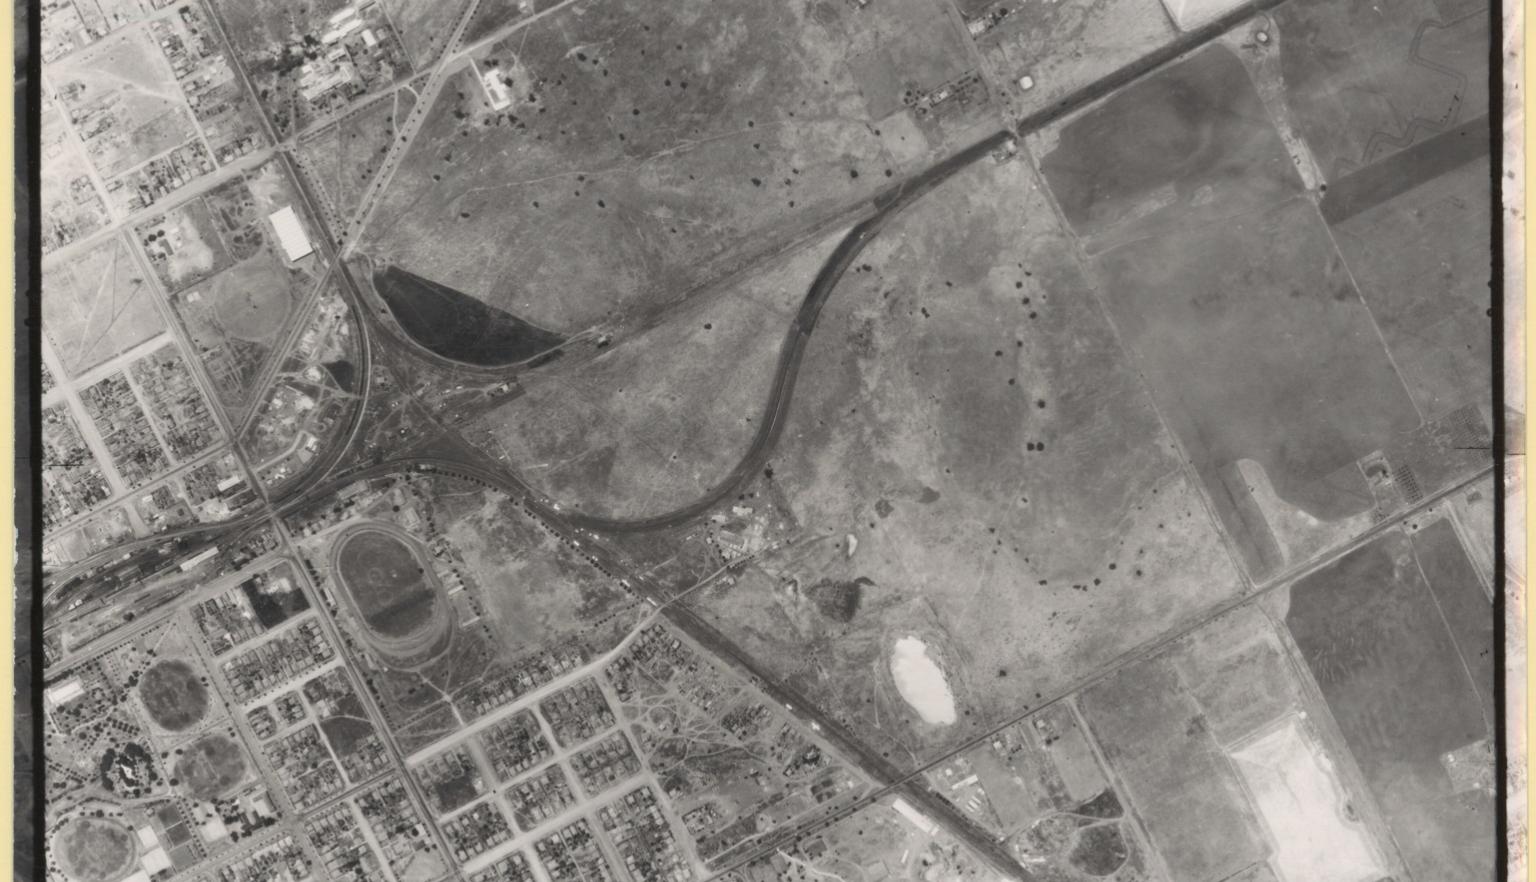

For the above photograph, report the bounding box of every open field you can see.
[357,0,997,334]
[435,481,639,657]
[1284,528,1494,881]
[163,249,297,420]
[137,659,209,732]
[1448,475,1496,584]
[138,196,232,293]
[465,228,843,516]
[43,236,168,378]
[173,732,249,802]
[1330,156,1491,421]
[1411,518,1495,727]
[1062,603,1396,882]
[1089,195,1420,579]
[684,155,1240,766]
[381,0,472,68]
[1033,44,1304,253]
[1272,0,1488,180]
[461,0,559,47]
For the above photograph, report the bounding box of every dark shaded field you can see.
[336,530,438,639]
[427,765,483,814]
[321,717,376,757]
[239,573,311,629]
[324,360,356,391]
[1285,529,1493,881]
[1039,45,1302,251]
[1320,117,1490,224]
[806,578,869,624]
[137,660,208,732]
[1077,656,1265,882]
[1412,519,1495,727]
[173,734,248,802]
[372,266,565,366]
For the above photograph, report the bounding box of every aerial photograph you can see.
[33,0,1503,881]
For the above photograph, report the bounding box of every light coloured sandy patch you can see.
[890,636,957,725]
[1231,716,1385,882]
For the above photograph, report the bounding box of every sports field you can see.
[137,659,208,732]
[174,733,248,802]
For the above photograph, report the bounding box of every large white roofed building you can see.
[268,206,314,262]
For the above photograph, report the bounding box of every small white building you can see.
[480,67,514,110]
[268,206,314,262]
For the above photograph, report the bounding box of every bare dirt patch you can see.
[43,236,168,377]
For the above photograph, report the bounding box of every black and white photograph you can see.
[16,0,1524,881]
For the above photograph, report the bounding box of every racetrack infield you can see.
[1284,528,1493,881]
[335,528,440,640]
